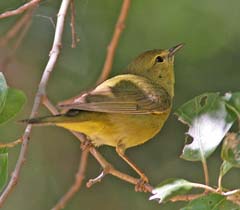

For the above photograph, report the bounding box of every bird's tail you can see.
[20,109,81,125]
[20,115,64,125]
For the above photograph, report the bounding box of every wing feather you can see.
[58,74,171,114]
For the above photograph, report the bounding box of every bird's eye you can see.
[155,56,164,63]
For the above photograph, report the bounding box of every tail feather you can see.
[20,109,82,125]
[20,115,63,125]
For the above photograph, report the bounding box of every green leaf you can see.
[175,93,236,161]
[0,73,8,114]
[0,148,8,192]
[149,179,194,203]
[219,160,233,178]
[221,132,240,167]
[181,193,240,210]
[218,160,233,190]
[225,92,240,115]
[0,88,26,124]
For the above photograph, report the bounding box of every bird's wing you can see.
[58,74,171,114]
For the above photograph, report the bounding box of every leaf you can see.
[0,148,8,192]
[181,193,240,210]
[0,88,26,124]
[175,93,236,161]
[221,132,240,167]
[225,92,240,115]
[219,160,233,179]
[149,179,194,203]
[218,160,233,190]
[0,73,8,114]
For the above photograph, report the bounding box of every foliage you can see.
[0,73,26,193]
[0,73,26,124]
[0,149,8,192]
[150,92,240,209]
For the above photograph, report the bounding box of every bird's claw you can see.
[80,138,92,151]
[134,175,149,192]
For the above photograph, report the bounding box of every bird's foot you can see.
[135,175,149,192]
[80,138,93,151]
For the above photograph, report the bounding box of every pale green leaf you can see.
[0,88,26,124]
[0,73,8,114]
[149,179,193,203]
[175,93,236,161]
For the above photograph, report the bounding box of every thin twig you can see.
[0,0,41,19]
[70,0,78,48]
[170,194,203,202]
[96,0,130,84]
[34,14,56,29]
[0,9,34,72]
[0,0,72,207]
[0,138,23,148]
[0,9,34,47]
[42,95,59,115]
[51,148,89,210]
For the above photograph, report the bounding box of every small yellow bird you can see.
[26,44,183,186]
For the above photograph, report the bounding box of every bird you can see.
[24,43,184,188]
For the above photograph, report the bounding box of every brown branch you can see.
[0,11,31,71]
[0,0,41,20]
[0,9,35,72]
[72,132,153,192]
[0,138,23,148]
[42,95,59,115]
[0,9,34,47]
[96,0,131,84]
[70,0,78,48]
[0,0,72,207]
[51,147,89,210]
[170,194,203,202]
[42,98,153,201]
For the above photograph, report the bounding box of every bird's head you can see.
[127,43,184,85]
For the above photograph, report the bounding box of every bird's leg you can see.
[80,136,93,151]
[116,143,149,192]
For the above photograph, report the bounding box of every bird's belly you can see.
[56,111,170,148]
[111,112,170,148]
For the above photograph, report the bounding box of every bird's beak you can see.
[168,43,184,57]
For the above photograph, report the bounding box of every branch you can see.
[0,138,22,148]
[70,0,78,48]
[0,0,72,207]
[51,147,89,210]
[96,0,131,84]
[0,9,34,47]
[0,0,41,19]
[42,97,153,202]
[0,9,34,72]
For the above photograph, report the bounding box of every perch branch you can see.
[96,0,130,84]
[0,0,41,19]
[0,0,72,207]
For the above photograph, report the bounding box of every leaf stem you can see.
[202,158,209,187]
[189,182,216,193]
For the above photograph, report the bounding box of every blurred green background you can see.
[1,0,240,209]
